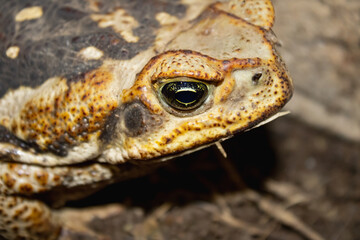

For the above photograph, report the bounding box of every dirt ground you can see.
[57,0,360,239]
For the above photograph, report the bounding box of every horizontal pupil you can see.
[175,90,198,105]
[161,81,208,111]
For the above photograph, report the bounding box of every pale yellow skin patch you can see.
[0,86,36,122]
[15,6,43,22]
[155,12,179,26]
[91,8,139,43]
[78,46,104,60]
[5,46,20,59]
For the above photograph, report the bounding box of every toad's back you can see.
[0,0,191,96]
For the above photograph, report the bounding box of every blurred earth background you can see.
[59,0,360,239]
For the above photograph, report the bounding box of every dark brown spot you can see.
[35,172,49,186]
[8,163,16,170]
[19,183,33,194]
[3,173,16,188]
[164,137,172,144]
[53,175,61,184]
[13,207,26,220]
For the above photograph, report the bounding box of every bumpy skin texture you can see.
[0,0,293,239]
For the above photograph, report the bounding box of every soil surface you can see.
[55,0,360,239]
[273,0,360,142]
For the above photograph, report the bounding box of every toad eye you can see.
[160,81,209,111]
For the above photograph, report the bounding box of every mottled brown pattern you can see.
[8,65,119,156]
[0,196,60,240]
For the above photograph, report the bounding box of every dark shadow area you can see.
[66,125,278,211]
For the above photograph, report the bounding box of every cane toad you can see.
[0,0,292,239]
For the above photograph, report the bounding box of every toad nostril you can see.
[252,73,262,85]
